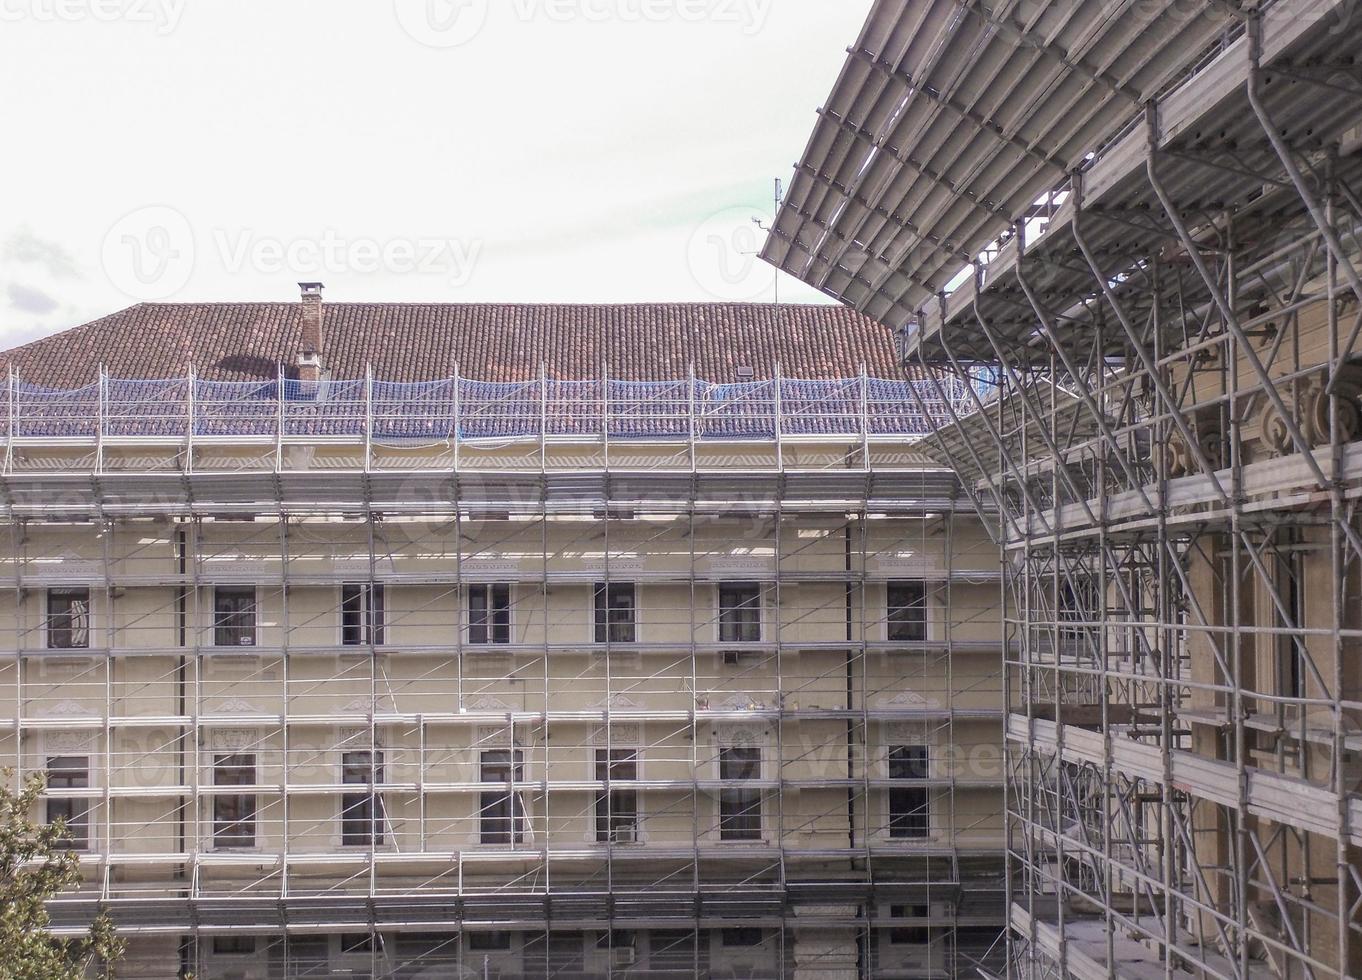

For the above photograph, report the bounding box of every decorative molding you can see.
[885,721,932,744]
[45,730,96,753]
[717,693,767,711]
[461,558,521,580]
[579,557,644,573]
[339,697,375,715]
[29,551,99,579]
[707,556,772,575]
[591,723,641,746]
[588,693,640,710]
[474,724,524,746]
[215,698,261,716]
[210,728,259,751]
[465,695,514,713]
[716,724,766,746]
[41,699,94,718]
[877,689,937,709]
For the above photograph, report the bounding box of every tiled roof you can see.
[0,302,909,385]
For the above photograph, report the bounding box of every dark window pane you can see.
[889,788,929,838]
[722,928,764,947]
[46,589,90,649]
[467,932,511,951]
[888,745,929,838]
[889,905,931,943]
[45,755,90,850]
[593,583,636,644]
[341,750,384,846]
[718,747,761,840]
[480,749,526,844]
[213,935,257,955]
[888,745,929,780]
[214,753,256,846]
[649,930,696,968]
[214,587,257,647]
[339,933,372,954]
[342,584,385,646]
[887,581,927,642]
[469,584,511,645]
[718,583,761,643]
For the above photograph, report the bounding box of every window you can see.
[212,935,257,955]
[341,750,384,846]
[467,932,512,952]
[649,931,696,969]
[339,934,373,954]
[1277,550,1305,699]
[718,746,761,840]
[888,904,931,944]
[46,589,90,649]
[595,749,638,843]
[596,931,634,951]
[721,928,764,947]
[213,753,256,847]
[468,584,511,645]
[45,756,90,850]
[887,581,927,642]
[888,745,929,839]
[342,584,385,646]
[479,749,527,844]
[593,583,636,644]
[214,586,256,646]
[718,582,761,643]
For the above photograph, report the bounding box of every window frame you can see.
[213,585,258,648]
[479,748,527,845]
[717,745,763,841]
[592,582,637,644]
[887,744,930,839]
[594,748,639,843]
[45,588,91,650]
[44,755,91,851]
[340,583,386,647]
[717,581,763,644]
[467,583,512,646]
[886,580,928,643]
[212,752,257,848]
[340,749,385,847]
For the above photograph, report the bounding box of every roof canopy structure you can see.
[761,0,1360,347]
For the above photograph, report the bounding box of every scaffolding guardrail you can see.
[2,370,987,441]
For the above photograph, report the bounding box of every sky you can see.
[0,0,873,349]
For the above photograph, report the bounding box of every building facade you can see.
[0,299,1006,978]
[765,1,1362,977]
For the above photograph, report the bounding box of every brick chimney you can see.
[297,282,325,382]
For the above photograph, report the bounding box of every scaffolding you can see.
[0,370,1006,978]
[764,0,1362,976]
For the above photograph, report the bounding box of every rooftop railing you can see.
[3,370,989,442]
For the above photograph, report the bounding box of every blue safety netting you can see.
[0,373,976,441]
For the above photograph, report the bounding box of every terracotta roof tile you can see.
[0,301,915,386]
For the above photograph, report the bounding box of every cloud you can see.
[7,282,60,315]
[2,228,81,280]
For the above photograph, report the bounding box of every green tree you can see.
[0,769,125,979]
